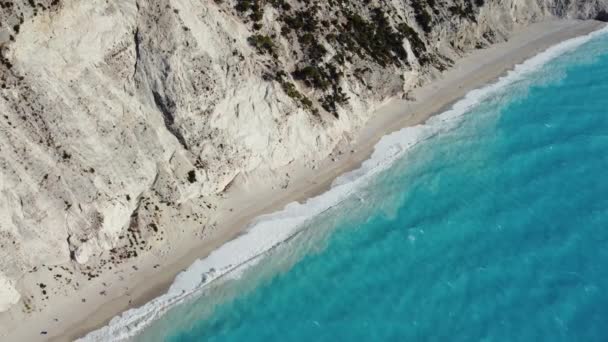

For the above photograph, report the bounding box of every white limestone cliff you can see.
[0,0,606,313]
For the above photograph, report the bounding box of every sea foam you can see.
[79,24,608,342]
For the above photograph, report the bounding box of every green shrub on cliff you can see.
[248,34,275,54]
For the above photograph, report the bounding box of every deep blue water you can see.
[136,31,608,341]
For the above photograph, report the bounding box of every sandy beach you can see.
[1,19,604,342]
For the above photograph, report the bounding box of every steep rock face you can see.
[0,0,606,312]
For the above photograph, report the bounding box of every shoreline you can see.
[3,19,604,342]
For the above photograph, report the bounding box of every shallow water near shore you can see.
[126,29,608,341]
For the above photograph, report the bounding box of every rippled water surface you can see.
[135,31,608,342]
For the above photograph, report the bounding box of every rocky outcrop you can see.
[0,0,606,313]
[0,272,20,313]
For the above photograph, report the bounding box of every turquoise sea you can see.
[109,29,608,341]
